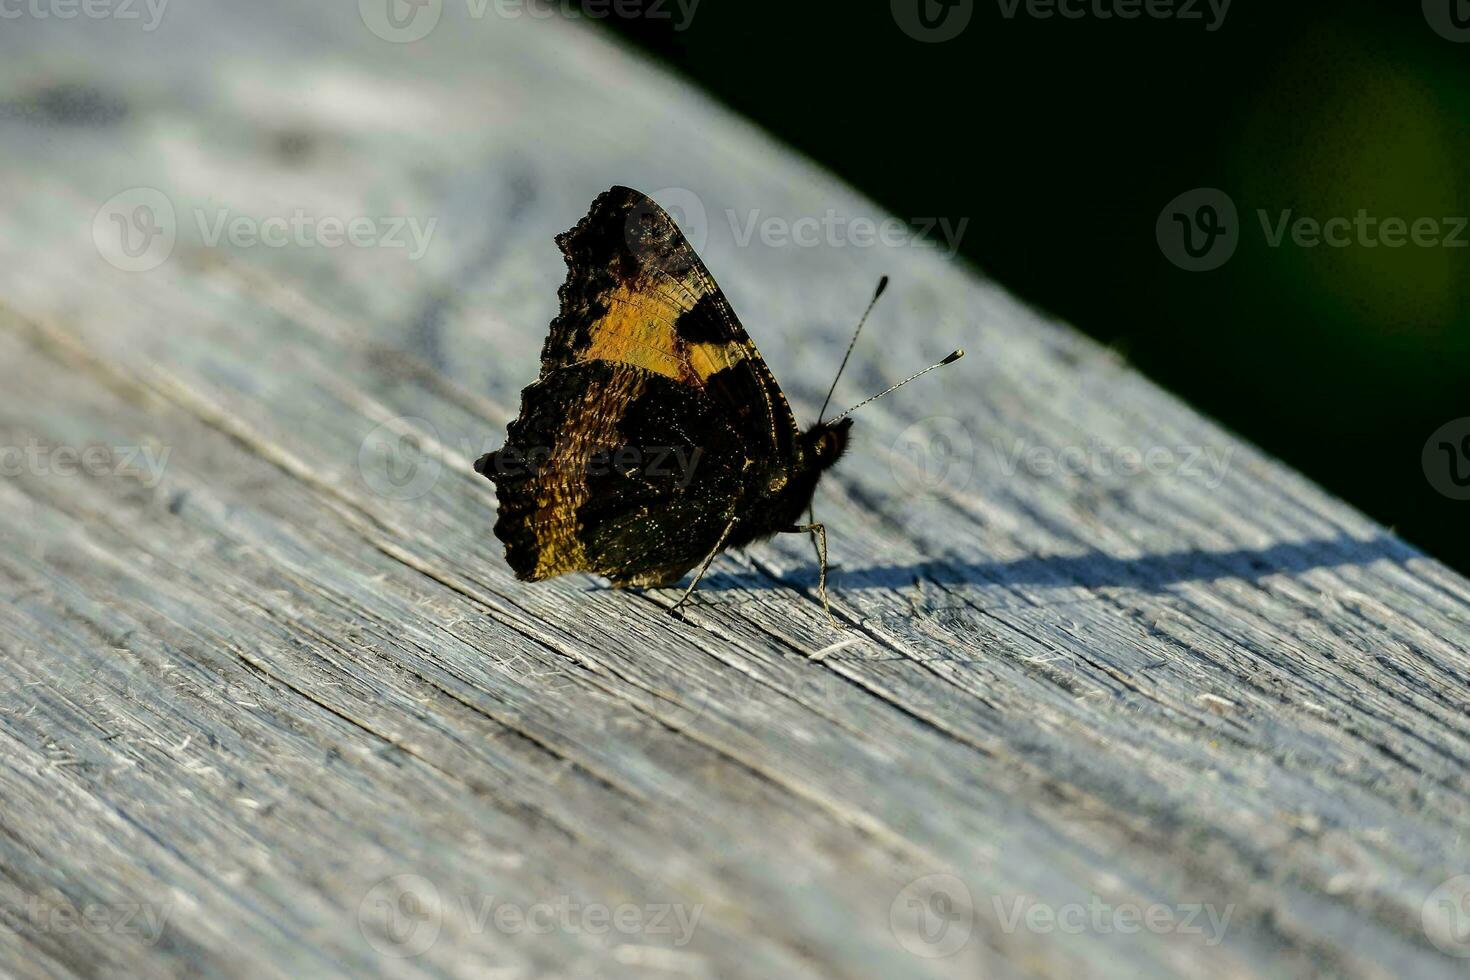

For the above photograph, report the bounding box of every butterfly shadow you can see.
[697,533,1422,597]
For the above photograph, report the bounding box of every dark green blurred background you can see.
[584,0,1467,573]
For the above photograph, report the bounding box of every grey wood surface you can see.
[2,4,1469,978]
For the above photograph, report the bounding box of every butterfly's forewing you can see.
[479,187,794,586]
[543,185,799,460]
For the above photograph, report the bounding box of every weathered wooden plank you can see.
[1,3,1468,979]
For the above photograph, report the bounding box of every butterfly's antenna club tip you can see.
[874,275,889,299]
[943,349,965,365]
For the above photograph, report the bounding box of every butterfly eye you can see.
[766,472,788,493]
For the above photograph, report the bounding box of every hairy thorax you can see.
[728,418,852,548]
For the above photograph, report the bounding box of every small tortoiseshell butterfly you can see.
[475,186,960,622]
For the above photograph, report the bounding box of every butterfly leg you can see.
[669,514,739,617]
[784,522,841,630]
[807,505,823,567]
[806,504,844,575]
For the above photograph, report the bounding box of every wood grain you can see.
[0,4,1467,978]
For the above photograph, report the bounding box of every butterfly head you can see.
[751,418,852,526]
[803,417,853,471]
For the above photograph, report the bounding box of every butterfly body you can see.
[476,186,847,595]
[723,417,851,552]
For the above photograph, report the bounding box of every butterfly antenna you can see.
[817,275,888,423]
[825,349,965,424]
[809,275,889,568]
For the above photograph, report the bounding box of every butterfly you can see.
[474,186,961,622]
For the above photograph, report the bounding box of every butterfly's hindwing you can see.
[479,360,748,587]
